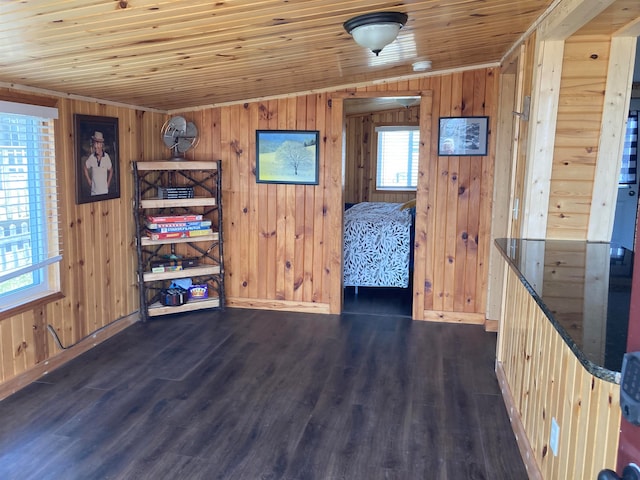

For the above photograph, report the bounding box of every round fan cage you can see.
[161,116,199,159]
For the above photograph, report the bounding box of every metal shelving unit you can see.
[133,160,224,321]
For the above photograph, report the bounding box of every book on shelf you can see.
[157,186,195,199]
[146,219,212,232]
[146,214,203,223]
[151,265,183,273]
[145,228,213,241]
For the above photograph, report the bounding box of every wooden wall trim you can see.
[588,35,636,241]
[412,93,434,320]
[0,89,58,108]
[538,0,615,40]
[615,16,640,37]
[327,93,344,314]
[522,39,564,238]
[0,81,163,113]
[421,311,485,324]
[0,312,139,401]
[175,68,490,114]
[334,90,428,100]
[496,360,544,480]
[0,292,64,321]
[484,319,499,332]
[226,298,330,314]
[487,56,520,322]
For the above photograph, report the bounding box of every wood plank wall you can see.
[419,70,498,322]
[210,95,335,313]
[498,266,620,479]
[205,70,498,319]
[344,106,419,205]
[547,35,610,239]
[0,67,498,390]
[0,88,166,394]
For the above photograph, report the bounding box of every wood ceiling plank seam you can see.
[13,9,362,40]
[0,69,408,96]
[4,0,415,33]
[1,1,548,38]
[0,49,418,79]
[0,62,470,88]
[1,12,544,49]
[9,33,511,61]
[3,0,612,110]
[10,14,537,50]
[0,25,358,61]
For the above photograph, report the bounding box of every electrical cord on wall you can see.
[46,322,113,350]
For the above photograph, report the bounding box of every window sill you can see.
[0,291,65,321]
[374,188,417,193]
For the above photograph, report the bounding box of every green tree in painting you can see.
[276,140,313,176]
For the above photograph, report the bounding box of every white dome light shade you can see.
[412,60,432,72]
[344,12,408,56]
[351,23,402,54]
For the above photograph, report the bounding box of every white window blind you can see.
[375,125,420,190]
[619,110,638,185]
[0,101,61,310]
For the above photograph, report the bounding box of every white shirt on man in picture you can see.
[84,131,113,195]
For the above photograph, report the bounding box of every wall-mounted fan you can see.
[161,116,199,159]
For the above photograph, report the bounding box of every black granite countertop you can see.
[495,238,632,384]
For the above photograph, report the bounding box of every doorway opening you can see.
[341,95,421,318]
[611,38,640,256]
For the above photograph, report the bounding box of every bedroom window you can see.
[0,101,61,314]
[375,125,420,190]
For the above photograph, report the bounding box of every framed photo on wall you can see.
[438,116,489,156]
[255,130,319,185]
[74,114,120,204]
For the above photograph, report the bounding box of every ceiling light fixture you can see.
[343,11,408,56]
[412,60,432,72]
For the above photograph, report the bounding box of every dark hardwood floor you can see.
[343,286,413,317]
[0,307,528,480]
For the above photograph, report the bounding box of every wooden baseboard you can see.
[495,361,542,480]
[0,312,140,401]
[421,310,485,325]
[484,318,499,332]
[226,297,331,314]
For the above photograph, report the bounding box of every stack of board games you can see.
[145,214,213,241]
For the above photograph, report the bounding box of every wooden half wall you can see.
[498,266,620,479]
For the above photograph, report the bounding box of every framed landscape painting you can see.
[255,130,319,185]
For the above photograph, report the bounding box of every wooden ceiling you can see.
[0,0,636,112]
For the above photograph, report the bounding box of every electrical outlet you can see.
[550,417,559,456]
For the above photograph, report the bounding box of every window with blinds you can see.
[0,101,61,312]
[620,110,638,185]
[375,125,420,190]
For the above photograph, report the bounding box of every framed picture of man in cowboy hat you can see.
[74,114,120,204]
